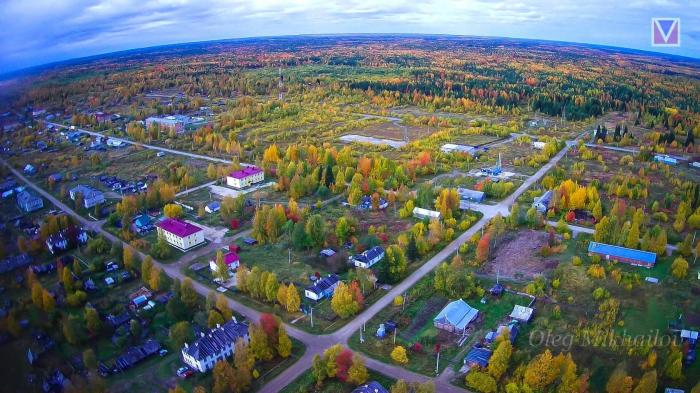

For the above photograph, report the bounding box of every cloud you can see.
[0,0,698,73]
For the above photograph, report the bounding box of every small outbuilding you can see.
[509,305,534,323]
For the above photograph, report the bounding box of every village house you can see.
[587,241,657,268]
[412,207,441,221]
[16,190,43,212]
[433,298,479,335]
[304,274,341,301]
[349,246,385,269]
[182,318,249,372]
[209,252,240,277]
[532,190,553,213]
[69,185,105,208]
[131,214,154,234]
[155,218,205,251]
[45,227,89,254]
[352,381,390,393]
[226,166,264,189]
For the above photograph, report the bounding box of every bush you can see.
[390,346,408,364]
[393,296,404,306]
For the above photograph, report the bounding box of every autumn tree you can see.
[391,345,408,364]
[331,282,360,318]
[277,324,292,358]
[488,331,512,380]
[632,370,657,393]
[347,353,369,385]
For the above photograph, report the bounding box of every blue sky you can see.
[1,0,699,73]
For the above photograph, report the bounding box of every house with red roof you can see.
[155,218,205,251]
[209,252,240,278]
[226,166,264,189]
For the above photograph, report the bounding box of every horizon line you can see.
[3,32,700,79]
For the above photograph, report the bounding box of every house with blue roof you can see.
[433,298,479,335]
[205,201,221,214]
[464,346,492,368]
[304,274,341,301]
[349,246,385,269]
[352,381,389,393]
[587,241,657,268]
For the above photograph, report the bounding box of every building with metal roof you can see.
[182,318,249,372]
[433,299,479,335]
[305,274,341,301]
[463,346,492,368]
[587,241,657,268]
[349,246,385,269]
[457,187,485,203]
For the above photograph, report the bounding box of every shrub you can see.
[390,346,408,364]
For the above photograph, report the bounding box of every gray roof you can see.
[434,299,479,330]
[184,319,248,361]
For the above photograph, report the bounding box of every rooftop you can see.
[228,166,263,179]
[183,319,248,361]
[156,217,203,237]
[587,242,657,265]
[434,299,479,331]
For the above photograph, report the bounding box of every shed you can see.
[510,305,534,323]
[464,347,492,368]
[412,207,441,221]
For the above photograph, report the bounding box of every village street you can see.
[2,131,578,393]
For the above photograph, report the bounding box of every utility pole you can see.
[393,327,397,345]
[288,248,291,265]
[310,306,314,328]
[435,350,440,376]
[360,322,365,344]
[401,292,407,312]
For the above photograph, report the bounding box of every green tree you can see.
[180,278,199,308]
[85,307,101,335]
[305,214,326,247]
[312,354,326,387]
[63,314,86,345]
[169,321,193,349]
[665,345,683,379]
[82,348,98,370]
[632,370,657,393]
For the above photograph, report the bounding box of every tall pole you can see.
[435,350,440,376]
[393,328,397,345]
[310,306,313,328]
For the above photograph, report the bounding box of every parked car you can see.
[176,367,193,379]
[158,349,168,357]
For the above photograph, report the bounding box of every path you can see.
[176,180,217,197]
[2,134,579,393]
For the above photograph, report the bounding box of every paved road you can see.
[2,136,577,393]
[176,180,217,197]
[47,121,251,166]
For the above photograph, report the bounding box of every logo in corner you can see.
[651,18,680,47]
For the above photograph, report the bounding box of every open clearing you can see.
[480,230,558,280]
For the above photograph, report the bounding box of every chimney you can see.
[184,343,188,348]
[216,324,220,329]
[232,316,237,323]
[200,332,205,337]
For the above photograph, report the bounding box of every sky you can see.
[1,0,699,74]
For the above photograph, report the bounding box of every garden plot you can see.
[480,230,559,280]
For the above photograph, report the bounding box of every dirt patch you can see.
[480,230,558,280]
[401,297,447,341]
[353,121,435,141]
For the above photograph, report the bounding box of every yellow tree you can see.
[285,284,300,313]
[390,346,408,364]
[331,282,359,318]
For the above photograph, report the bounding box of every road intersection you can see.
[2,132,578,392]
